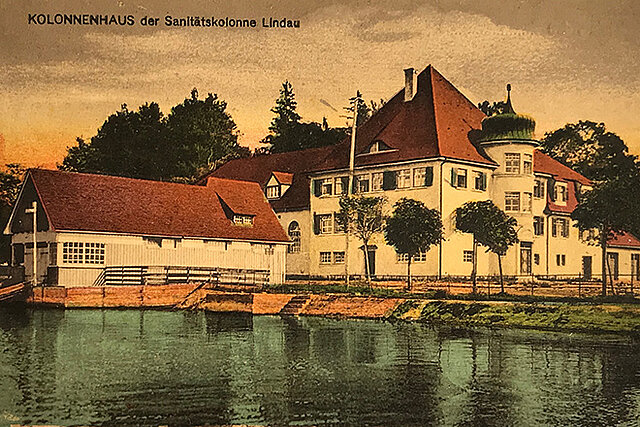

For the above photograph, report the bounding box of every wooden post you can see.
[24,201,38,285]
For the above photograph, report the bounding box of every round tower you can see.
[479,85,538,276]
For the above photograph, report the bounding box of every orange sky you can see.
[2,0,640,168]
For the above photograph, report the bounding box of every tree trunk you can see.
[498,254,504,294]
[363,242,372,288]
[407,255,412,292]
[345,229,350,288]
[601,226,607,297]
[472,236,477,294]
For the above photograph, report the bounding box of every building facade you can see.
[5,169,290,286]
[213,65,640,282]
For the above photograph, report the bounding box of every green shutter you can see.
[382,171,397,190]
[481,172,487,190]
[549,179,556,201]
[450,168,457,187]
[313,214,320,235]
[313,179,322,197]
[425,167,433,186]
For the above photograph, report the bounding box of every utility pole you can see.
[25,201,38,286]
[345,93,359,287]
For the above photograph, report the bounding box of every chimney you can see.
[404,67,417,102]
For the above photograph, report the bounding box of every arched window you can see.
[288,221,301,253]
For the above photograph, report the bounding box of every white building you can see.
[212,65,640,283]
[5,170,290,287]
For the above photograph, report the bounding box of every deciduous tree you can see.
[384,198,443,291]
[336,195,386,288]
[455,200,518,293]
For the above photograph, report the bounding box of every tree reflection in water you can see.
[1,309,640,426]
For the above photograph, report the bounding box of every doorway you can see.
[582,256,592,280]
[365,249,376,277]
[520,242,532,275]
[606,252,619,281]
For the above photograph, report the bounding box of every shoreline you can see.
[11,283,640,335]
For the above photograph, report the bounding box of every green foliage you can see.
[384,198,443,289]
[0,164,26,262]
[456,200,518,255]
[477,100,508,116]
[60,89,248,182]
[540,120,638,182]
[385,198,443,256]
[261,81,348,153]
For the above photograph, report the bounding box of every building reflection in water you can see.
[1,309,640,426]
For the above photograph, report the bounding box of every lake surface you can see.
[1,307,640,426]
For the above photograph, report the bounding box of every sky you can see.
[1,0,639,168]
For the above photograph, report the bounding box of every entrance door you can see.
[520,243,532,275]
[607,252,619,281]
[366,250,376,277]
[582,256,592,280]
[632,254,640,282]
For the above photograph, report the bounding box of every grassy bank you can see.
[391,300,640,334]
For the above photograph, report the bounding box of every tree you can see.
[384,198,443,291]
[261,81,348,153]
[455,200,518,293]
[336,195,386,288]
[572,175,640,295]
[477,100,508,116]
[60,89,246,182]
[165,89,247,180]
[0,164,26,262]
[540,121,638,182]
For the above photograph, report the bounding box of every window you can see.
[321,178,333,196]
[335,177,346,195]
[371,172,383,191]
[474,171,487,191]
[85,243,105,264]
[320,214,333,234]
[413,167,433,187]
[356,175,370,193]
[264,245,275,255]
[554,183,568,203]
[333,251,345,264]
[457,168,468,188]
[288,222,301,253]
[534,254,540,265]
[505,153,521,174]
[505,192,520,212]
[534,179,545,198]
[463,250,473,263]
[62,242,105,265]
[396,251,427,263]
[580,228,596,242]
[552,218,569,238]
[556,254,566,266]
[63,242,84,263]
[396,169,411,188]
[534,216,544,236]
[266,185,280,199]
[522,192,532,212]
[233,215,254,226]
[523,154,533,174]
[320,252,332,264]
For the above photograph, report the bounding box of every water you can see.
[1,307,640,426]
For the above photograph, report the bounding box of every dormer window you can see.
[266,185,280,199]
[363,140,392,154]
[554,182,568,204]
[233,215,254,226]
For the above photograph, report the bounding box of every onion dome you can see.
[479,84,536,142]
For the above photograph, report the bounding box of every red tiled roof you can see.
[272,171,294,185]
[313,65,496,171]
[533,150,591,186]
[609,231,640,248]
[210,146,336,211]
[26,169,289,242]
